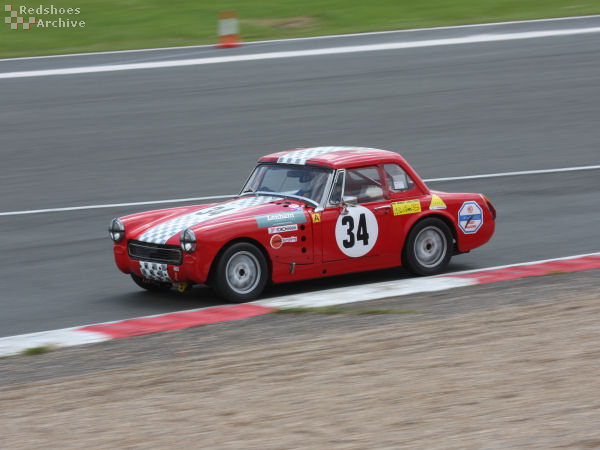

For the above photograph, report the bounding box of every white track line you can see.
[0,164,598,217]
[0,195,235,217]
[425,164,600,182]
[2,27,600,79]
[437,251,600,276]
[1,14,599,63]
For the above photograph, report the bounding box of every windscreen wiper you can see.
[239,190,319,208]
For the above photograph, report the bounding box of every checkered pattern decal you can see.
[5,5,36,30]
[139,261,171,282]
[138,196,279,244]
[277,146,381,165]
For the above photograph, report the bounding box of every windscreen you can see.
[242,164,332,203]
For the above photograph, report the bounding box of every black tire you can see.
[130,273,172,292]
[402,218,453,276]
[212,242,268,302]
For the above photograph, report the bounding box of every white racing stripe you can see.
[137,195,279,244]
[277,146,381,165]
[2,27,600,79]
[0,164,598,217]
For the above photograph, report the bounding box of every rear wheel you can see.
[212,242,268,302]
[130,273,172,292]
[403,218,452,276]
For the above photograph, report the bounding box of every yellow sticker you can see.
[429,194,447,210]
[311,213,321,223]
[392,200,421,216]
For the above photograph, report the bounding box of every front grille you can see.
[128,240,183,265]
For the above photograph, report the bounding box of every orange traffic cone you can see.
[217,10,242,48]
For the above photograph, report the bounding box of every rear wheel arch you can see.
[401,214,455,276]
[424,213,458,253]
[402,213,458,253]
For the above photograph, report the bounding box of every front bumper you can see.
[113,241,209,285]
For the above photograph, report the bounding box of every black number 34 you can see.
[342,213,370,248]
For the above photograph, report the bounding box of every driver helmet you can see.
[297,171,316,197]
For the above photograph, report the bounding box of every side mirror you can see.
[341,195,357,215]
[342,195,358,206]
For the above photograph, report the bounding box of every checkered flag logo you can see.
[5,5,36,30]
[139,261,171,283]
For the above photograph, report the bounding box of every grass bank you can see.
[1,1,599,58]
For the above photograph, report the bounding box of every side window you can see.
[345,166,385,204]
[383,164,415,193]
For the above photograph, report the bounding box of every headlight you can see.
[180,228,196,253]
[109,218,125,242]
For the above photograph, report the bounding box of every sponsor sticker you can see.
[429,194,447,210]
[255,210,306,228]
[458,201,483,234]
[392,199,421,216]
[311,213,321,223]
[270,234,298,249]
[268,224,298,234]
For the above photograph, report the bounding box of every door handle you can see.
[374,205,391,210]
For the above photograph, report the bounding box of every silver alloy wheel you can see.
[414,226,447,269]
[225,250,261,295]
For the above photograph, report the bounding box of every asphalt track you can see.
[1,17,599,337]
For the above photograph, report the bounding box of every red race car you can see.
[110,147,496,301]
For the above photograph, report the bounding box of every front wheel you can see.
[402,218,453,276]
[212,242,268,302]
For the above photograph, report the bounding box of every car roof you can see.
[259,146,407,169]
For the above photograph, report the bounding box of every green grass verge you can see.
[274,306,418,315]
[1,1,599,58]
[21,345,55,356]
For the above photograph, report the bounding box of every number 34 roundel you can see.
[335,205,379,258]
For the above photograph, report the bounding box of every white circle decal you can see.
[335,205,379,257]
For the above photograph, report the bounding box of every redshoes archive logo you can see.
[5,5,36,29]
[4,4,85,30]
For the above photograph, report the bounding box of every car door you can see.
[380,163,427,251]
[321,166,394,262]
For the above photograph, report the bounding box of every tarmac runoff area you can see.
[0,268,598,448]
